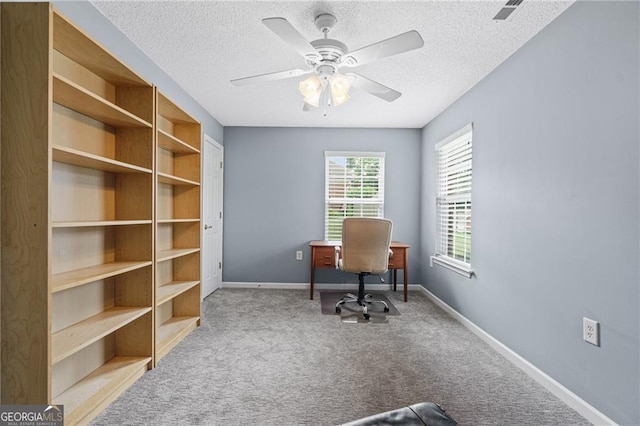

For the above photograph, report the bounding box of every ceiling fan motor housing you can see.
[309,39,348,68]
[311,39,347,59]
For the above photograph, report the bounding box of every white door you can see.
[202,135,223,299]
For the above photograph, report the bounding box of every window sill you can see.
[430,256,474,278]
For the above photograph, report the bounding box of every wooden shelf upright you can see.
[2,3,154,424]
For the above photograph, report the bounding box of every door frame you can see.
[202,133,224,300]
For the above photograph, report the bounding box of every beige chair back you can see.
[340,218,393,274]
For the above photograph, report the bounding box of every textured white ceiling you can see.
[91,0,574,128]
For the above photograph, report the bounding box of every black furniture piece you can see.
[343,402,457,426]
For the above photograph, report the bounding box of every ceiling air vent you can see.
[493,0,524,21]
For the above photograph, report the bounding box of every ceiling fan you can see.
[230,14,424,113]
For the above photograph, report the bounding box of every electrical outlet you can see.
[296,250,303,261]
[583,317,599,346]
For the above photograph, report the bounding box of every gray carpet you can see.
[91,289,589,426]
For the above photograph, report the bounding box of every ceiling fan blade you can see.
[340,30,424,67]
[262,17,322,63]
[231,68,311,86]
[347,73,402,102]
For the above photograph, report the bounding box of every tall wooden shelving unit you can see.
[154,91,202,365]
[0,3,176,424]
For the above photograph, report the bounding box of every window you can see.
[432,124,473,277]
[324,151,385,240]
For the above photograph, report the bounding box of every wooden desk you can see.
[309,240,410,302]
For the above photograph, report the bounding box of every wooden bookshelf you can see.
[1,3,154,423]
[154,90,202,365]
[2,4,206,421]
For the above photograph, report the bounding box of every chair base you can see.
[335,273,389,320]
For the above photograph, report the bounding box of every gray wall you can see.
[53,1,223,142]
[223,127,421,285]
[420,1,639,424]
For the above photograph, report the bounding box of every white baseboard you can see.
[222,281,309,290]
[314,283,424,292]
[415,286,616,426]
[222,281,423,292]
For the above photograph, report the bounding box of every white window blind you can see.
[324,151,385,241]
[435,124,473,269]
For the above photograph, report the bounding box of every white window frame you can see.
[324,151,385,241]
[431,123,474,278]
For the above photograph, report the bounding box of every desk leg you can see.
[404,250,408,302]
[309,247,315,300]
[393,269,397,291]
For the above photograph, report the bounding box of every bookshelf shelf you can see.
[52,307,152,365]
[156,316,200,362]
[53,357,151,425]
[158,172,200,186]
[53,73,152,128]
[157,248,201,263]
[158,129,200,154]
[157,280,200,306]
[52,260,153,293]
[53,145,152,174]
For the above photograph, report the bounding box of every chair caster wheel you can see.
[363,313,370,320]
[384,307,389,313]
[336,307,341,314]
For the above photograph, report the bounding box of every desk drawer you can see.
[388,249,405,269]
[314,247,335,268]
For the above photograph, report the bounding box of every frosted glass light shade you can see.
[299,75,321,98]
[330,74,350,95]
[332,91,350,106]
[299,75,322,107]
[304,91,322,107]
[330,74,351,106]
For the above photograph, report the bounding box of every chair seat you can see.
[338,258,388,275]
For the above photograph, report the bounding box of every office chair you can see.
[335,217,393,320]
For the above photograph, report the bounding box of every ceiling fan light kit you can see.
[299,67,351,108]
[231,13,424,114]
